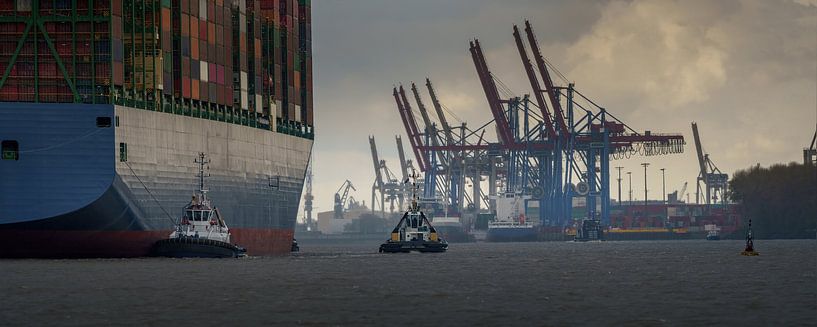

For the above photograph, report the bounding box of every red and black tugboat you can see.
[152,153,247,258]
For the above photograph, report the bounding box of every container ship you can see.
[431,215,474,243]
[486,191,537,242]
[0,0,313,257]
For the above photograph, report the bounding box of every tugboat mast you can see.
[195,152,210,195]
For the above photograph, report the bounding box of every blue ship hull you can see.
[0,103,311,257]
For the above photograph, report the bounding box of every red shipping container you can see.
[183,57,191,77]
[114,62,124,86]
[162,8,171,32]
[191,39,199,60]
[192,79,200,99]
[199,21,207,40]
[200,80,208,101]
[208,2,215,22]
[217,65,225,85]
[112,16,122,38]
[209,23,216,45]
[182,77,191,98]
[191,18,199,39]
[199,39,207,61]
[182,15,190,36]
[112,1,122,16]
[191,0,199,17]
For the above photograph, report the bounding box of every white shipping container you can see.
[240,71,248,91]
[199,0,207,20]
[241,91,248,110]
[17,0,31,11]
[294,104,302,122]
[275,100,283,119]
[200,61,208,82]
[255,94,262,113]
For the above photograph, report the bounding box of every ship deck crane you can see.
[334,180,356,219]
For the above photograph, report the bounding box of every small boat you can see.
[379,171,448,253]
[152,153,247,258]
[741,219,759,256]
[705,224,720,240]
[291,238,300,252]
[574,218,604,242]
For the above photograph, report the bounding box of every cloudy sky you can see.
[304,0,816,218]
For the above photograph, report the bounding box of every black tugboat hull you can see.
[379,241,448,253]
[151,238,247,258]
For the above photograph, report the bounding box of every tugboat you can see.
[741,219,759,256]
[152,153,247,258]
[379,171,448,253]
[574,218,603,242]
[291,238,300,252]
[705,224,721,240]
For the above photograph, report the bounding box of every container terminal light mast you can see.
[390,20,685,227]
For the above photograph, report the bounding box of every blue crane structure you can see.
[391,21,685,226]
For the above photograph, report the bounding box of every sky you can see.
[303,0,817,220]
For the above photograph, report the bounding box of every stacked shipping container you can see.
[0,0,312,138]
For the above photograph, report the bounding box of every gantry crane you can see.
[334,180,356,219]
[391,20,685,226]
[369,136,406,215]
[692,122,728,208]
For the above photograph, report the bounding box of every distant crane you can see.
[369,136,385,215]
[678,182,688,203]
[334,180,356,219]
[369,136,405,216]
[303,158,315,230]
[805,128,816,165]
[692,122,728,208]
[667,181,688,203]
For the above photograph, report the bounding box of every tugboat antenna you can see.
[195,152,211,194]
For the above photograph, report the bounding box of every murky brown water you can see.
[1,240,815,326]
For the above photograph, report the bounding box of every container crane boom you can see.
[692,122,708,181]
[393,86,427,171]
[411,82,436,142]
[513,24,556,139]
[369,136,384,189]
[396,135,410,182]
[469,39,514,145]
[524,20,569,137]
[425,78,456,145]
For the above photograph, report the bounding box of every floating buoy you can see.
[741,219,759,256]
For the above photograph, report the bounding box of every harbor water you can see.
[1,240,815,326]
